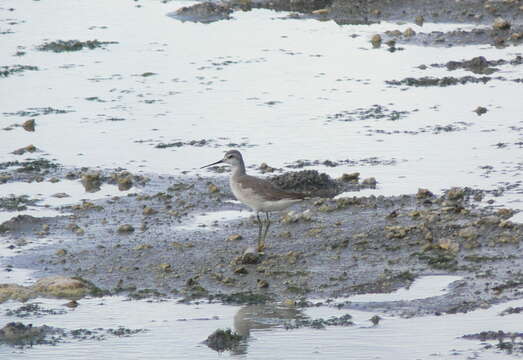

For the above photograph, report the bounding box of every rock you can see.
[493,17,510,30]
[474,106,488,115]
[52,192,70,198]
[12,144,37,155]
[64,300,79,308]
[117,176,133,191]
[312,8,329,15]
[0,322,52,346]
[33,276,93,299]
[270,170,339,197]
[143,206,157,216]
[281,210,312,224]
[0,284,34,303]
[361,177,377,186]
[259,162,276,173]
[22,119,35,132]
[403,27,416,37]
[385,225,409,239]
[159,263,172,272]
[340,172,359,182]
[416,188,433,199]
[414,15,424,26]
[227,234,242,241]
[55,249,67,256]
[257,279,269,288]
[447,187,465,201]
[38,40,117,52]
[208,184,219,193]
[117,224,135,233]
[81,172,102,192]
[133,243,153,250]
[171,2,233,24]
[370,315,381,325]
[204,328,244,352]
[236,248,261,265]
[458,227,478,240]
[371,34,382,48]
[438,238,459,253]
[234,266,248,275]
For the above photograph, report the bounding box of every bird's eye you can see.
[227,155,233,159]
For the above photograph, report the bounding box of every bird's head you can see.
[201,150,243,169]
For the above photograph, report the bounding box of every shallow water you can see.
[0,179,138,227]
[341,275,462,303]
[1,0,522,213]
[1,0,523,358]
[0,287,522,359]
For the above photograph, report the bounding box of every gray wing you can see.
[237,175,306,201]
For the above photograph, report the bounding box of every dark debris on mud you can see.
[0,163,521,317]
[204,328,245,352]
[5,303,67,318]
[284,313,353,329]
[37,40,118,52]
[0,65,38,78]
[0,322,145,348]
[463,330,523,354]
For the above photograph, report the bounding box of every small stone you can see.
[64,300,79,308]
[143,206,158,216]
[474,106,488,115]
[312,8,329,15]
[227,234,242,241]
[12,144,37,155]
[117,224,135,233]
[370,315,381,325]
[438,238,459,253]
[340,172,360,182]
[52,192,70,198]
[55,249,67,256]
[362,177,377,186]
[414,15,424,26]
[510,32,523,41]
[117,176,133,191]
[385,40,396,47]
[81,172,102,193]
[259,162,275,173]
[447,187,465,201]
[416,188,433,199]
[234,266,248,275]
[133,243,153,250]
[257,279,269,288]
[237,248,261,264]
[208,184,219,193]
[403,27,416,37]
[459,227,478,240]
[159,263,172,272]
[371,34,382,48]
[22,119,35,132]
[493,17,510,30]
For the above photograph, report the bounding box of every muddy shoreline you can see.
[0,162,521,318]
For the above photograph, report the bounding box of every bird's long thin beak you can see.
[201,159,223,169]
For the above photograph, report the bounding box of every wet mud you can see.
[171,0,523,48]
[0,164,521,318]
[1,0,523,357]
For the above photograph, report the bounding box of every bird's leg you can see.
[259,211,271,252]
[256,212,263,251]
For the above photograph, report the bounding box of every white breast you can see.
[229,177,302,212]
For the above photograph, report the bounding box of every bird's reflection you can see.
[230,304,307,355]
